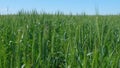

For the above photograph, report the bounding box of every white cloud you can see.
[0,8,8,11]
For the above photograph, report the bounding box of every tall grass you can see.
[0,11,120,68]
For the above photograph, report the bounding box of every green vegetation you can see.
[0,11,120,68]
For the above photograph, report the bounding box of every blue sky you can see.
[0,0,120,15]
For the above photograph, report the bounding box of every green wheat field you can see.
[0,11,120,68]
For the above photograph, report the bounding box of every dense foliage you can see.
[0,12,120,68]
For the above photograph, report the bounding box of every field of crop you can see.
[0,12,120,68]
